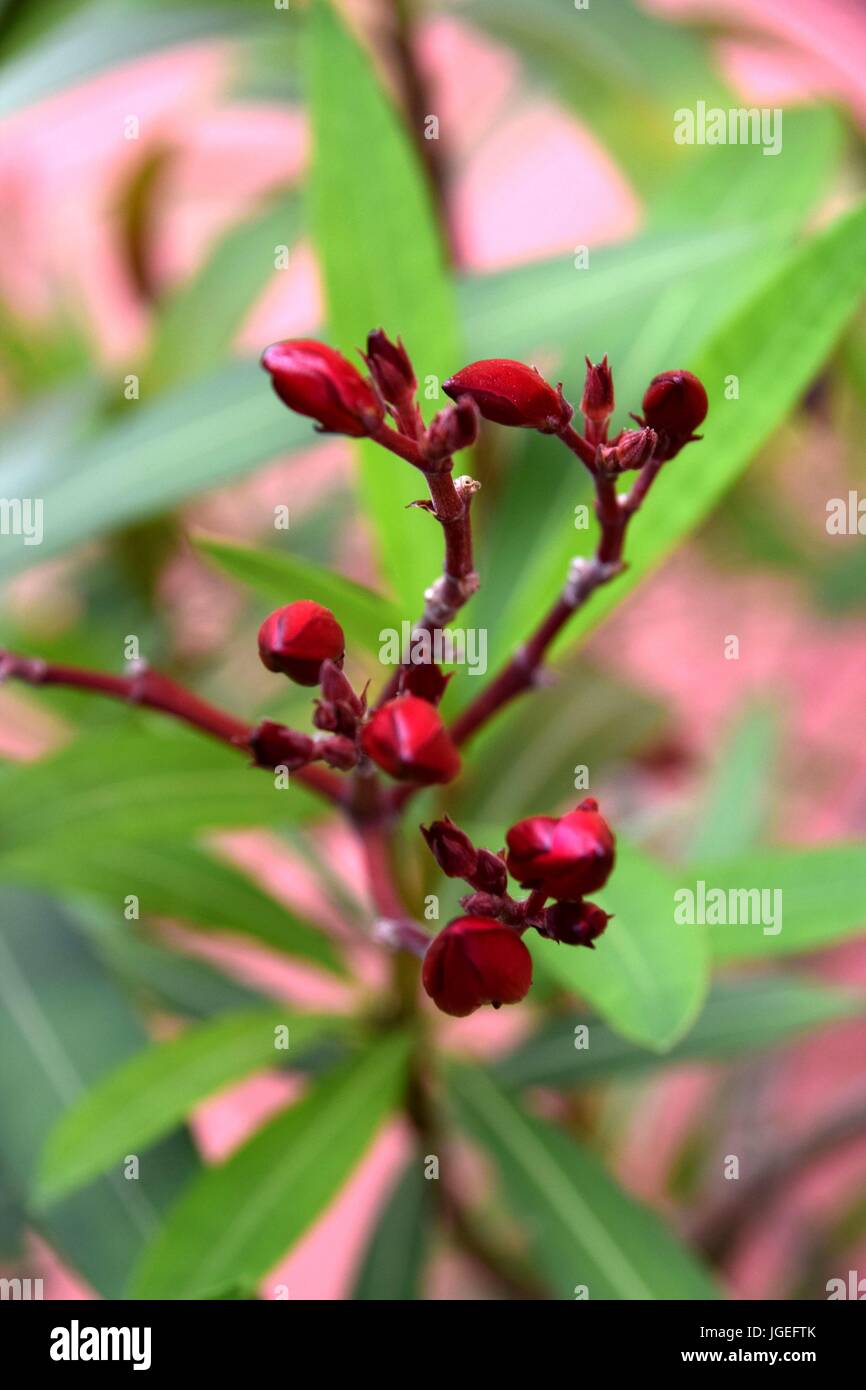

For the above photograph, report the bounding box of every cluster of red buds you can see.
[419,799,615,1016]
[0,326,707,1024]
[252,598,461,785]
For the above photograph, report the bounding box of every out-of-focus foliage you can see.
[1,0,865,1303]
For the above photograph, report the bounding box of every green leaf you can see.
[350,1156,433,1300]
[0,359,314,583]
[454,659,665,826]
[0,724,321,848]
[145,192,301,392]
[687,704,780,861]
[0,838,343,975]
[680,846,866,962]
[195,533,402,658]
[306,0,460,611]
[131,1031,411,1298]
[496,976,866,1090]
[534,844,708,1051]
[649,108,841,232]
[0,114,837,586]
[488,196,866,668]
[39,1008,344,1204]
[450,1065,719,1299]
[0,890,200,1297]
[0,0,266,119]
[456,0,727,194]
[562,197,866,650]
[72,900,267,1019]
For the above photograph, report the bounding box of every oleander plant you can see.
[2,0,866,1305]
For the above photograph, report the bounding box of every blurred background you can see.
[1,0,866,1301]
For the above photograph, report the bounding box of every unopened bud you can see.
[580,355,614,423]
[424,397,479,464]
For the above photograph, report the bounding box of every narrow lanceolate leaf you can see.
[561,197,866,652]
[0,359,314,583]
[492,198,866,666]
[0,2,266,120]
[679,847,866,962]
[0,891,200,1298]
[145,192,301,391]
[687,704,780,861]
[350,1157,433,1300]
[455,0,728,195]
[194,534,402,659]
[131,1032,411,1298]
[0,725,320,850]
[495,976,866,1091]
[450,1065,719,1300]
[534,844,708,1052]
[38,1010,345,1204]
[306,0,460,612]
[0,839,344,976]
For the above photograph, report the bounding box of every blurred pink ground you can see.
[3,1,866,1300]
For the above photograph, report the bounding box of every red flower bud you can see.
[399,661,452,705]
[580,355,614,423]
[443,359,572,433]
[505,798,615,899]
[422,916,533,1017]
[257,601,345,686]
[261,339,384,437]
[471,848,508,896]
[421,817,478,878]
[597,426,657,474]
[364,329,416,406]
[540,899,612,948]
[423,397,479,463]
[361,695,460,784]
[248,720,314,771]
[641,370,707,459]
[314,660,365,735]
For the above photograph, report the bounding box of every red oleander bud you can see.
[598,426,657,474]
[364,329,416,406]
[443,359,573,433]
[361,695,460,784]
[248,720,314,771]
[539,899,612,948]
[581,355,614,423]
[261,339,385,437]
[422,916,533,1017]
[399,661,452,705]
[257,601,345,686]
[505,797,615,900]
[471,848,508,896]
[640,370,708,459]
[424,397,479,463]
[421,817,478,878]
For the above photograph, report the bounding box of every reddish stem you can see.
[372,436,480,709]
[0,651,344,805]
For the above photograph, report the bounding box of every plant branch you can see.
[447,445,668,746]
[372,431,481,708]
[0,650,345,805]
